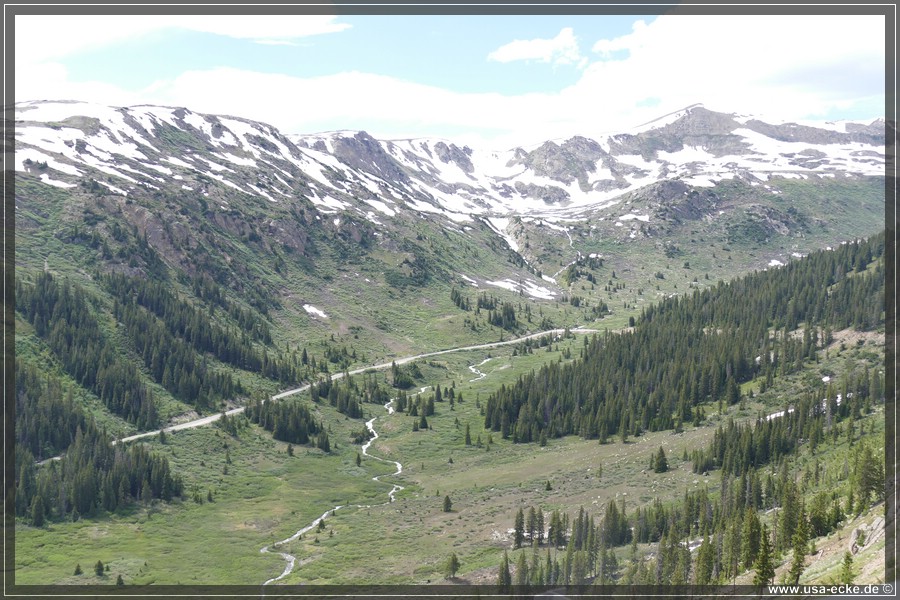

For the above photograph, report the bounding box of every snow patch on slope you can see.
[303,304,329,319]
[486,217,519,252]
[618,213,650,222]
[487,278,557,300]
[39,173,76,188]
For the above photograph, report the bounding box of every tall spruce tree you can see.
[787,504,809,584]
[498,550,512,589]
[514,508,525,549]
[753,525,775,586]
[840,551,855,584]
[516,551,529,585]
[741,508,762,570]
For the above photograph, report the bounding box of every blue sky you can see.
[15,11,887,148]
[62,16,639,95]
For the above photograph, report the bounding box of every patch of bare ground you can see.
[733,503,886,585]
[826,328,884,350]
[451,565,502,585]
[167,410,200,426]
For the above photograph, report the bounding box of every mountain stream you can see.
[259,399,403,585]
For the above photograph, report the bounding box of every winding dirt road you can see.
[36,327,597,581]
[115,327,597,445]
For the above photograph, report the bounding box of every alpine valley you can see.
[11,100,888,590]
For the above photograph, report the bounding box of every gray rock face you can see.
[516,137,608,186]
[331,131,411,184]
[634,180,720,223]
[513,181,570,204]
[607,107,753,160]
[744,119,882,145]
[433,141,474,173]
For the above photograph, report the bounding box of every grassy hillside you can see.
[14,319,885,585]
[13,145,885,588]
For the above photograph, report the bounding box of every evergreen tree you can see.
[529,542,543,585]
[653,446,668,473]
[840,551,855,584]
[74,564,82,576]
[852,443,884,512]
[741,508,762,569]
[498,550,512,589]
[726,376,740,406]
[526,506,537,543]
[95,560,105,577]
[516,550,529,586]
[445,552,460,579]
[30,495,44,527]
[514,508,525,549]
[537,509,545,544]
[317,430,331,453]
[722,518,741,582]
[787,504,809,584]
[443,495,452,512]
[752,525,775,586]
[694,535,714,585]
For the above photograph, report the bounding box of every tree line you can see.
[245,397,330,451]
[16,272,159,429]
[490,232,885,586]
[498,433,882,587]
[104,273,300,385]
[483,233,884,445]
[14,362,183,525]
[309,372,392,419]
[451,290,523,332]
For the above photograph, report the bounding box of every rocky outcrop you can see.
[331,131,411,184]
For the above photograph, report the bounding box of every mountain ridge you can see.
[13,98,886,361]
[14,100,885,224]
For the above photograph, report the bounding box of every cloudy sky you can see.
[15,10,886,148]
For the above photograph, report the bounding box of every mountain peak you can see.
[630,103,705,132]
[14,99,885,224]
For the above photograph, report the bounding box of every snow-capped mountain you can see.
[12,99,886,359]
[14,100,885,229]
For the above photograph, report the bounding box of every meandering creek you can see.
[259,399,403,585]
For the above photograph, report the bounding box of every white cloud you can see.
[582,14,884,122]
[488,27,582,66]
[173,14,351,40]
[15,14,350,65]
[17,62,147,107]
[14,14,885,149]
[592,19,648,58]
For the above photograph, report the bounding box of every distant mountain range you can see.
[14,100,885,223]
[13,99,886,358]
